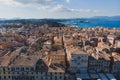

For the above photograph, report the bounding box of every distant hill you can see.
[0,19,65,28]
[90,16,120,20]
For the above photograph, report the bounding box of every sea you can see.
[61,19,120,28]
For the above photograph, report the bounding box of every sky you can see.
[0,0,120,19]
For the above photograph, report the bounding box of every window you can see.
[55,76,57,80]
[60,76,62,79]
[59,72,62,75]
[41,72,43,75]
[8,76,10,79]
[78,56,81,59]
[8,72,10,74]
[31,72,33,74]
[12,72,14,74]
[31,67,34,71]
[4,76,6,79]
[36,76,38,78]
[36,72,38,74]
[50,76,52,80]
[50,72,52,75]
[22,72,24,75]
[16,67,19,71]
[8,67,10,70]
[41,77,43,80]
[3,72,5,74]
[26,67,29,71]
[11,67,15,71]
[3,68,5,71]
[31,76,34,80]
[55,72,57,75]
[21,67,24,71]
[17,72,19,74]
[78,62,80,65]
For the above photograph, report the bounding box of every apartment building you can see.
[69,46,88,73]
[111,52,120,74]
[0,47,65,80]
[88,52,111,73]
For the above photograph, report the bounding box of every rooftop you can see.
[48,61,65,73]
[49,49,65,55]
[112,52,120,61]
[68,46,87,55]
[10,55,39,67]
[98,52,111,60]
[90,51,111,60]
[0,56,11,66]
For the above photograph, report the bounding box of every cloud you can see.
[0,0,70,5]
[0,0,24,6]
[0,0,99,13]
[0,0,57,6]
[13,0,56,5]
[42,5,70,12]
[66,0,70,3]
[42,5,99,13]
